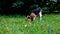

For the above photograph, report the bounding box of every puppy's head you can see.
[25,16,31,21]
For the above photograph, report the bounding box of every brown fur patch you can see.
[30,13,36,18]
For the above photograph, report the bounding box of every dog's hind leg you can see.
[39,11,42,23]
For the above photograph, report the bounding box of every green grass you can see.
[0,14,60,34]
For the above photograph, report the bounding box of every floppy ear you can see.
[25,17,31,22]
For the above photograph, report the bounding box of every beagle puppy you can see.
[26,7,42,21]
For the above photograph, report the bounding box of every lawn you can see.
[0,14,60,34]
